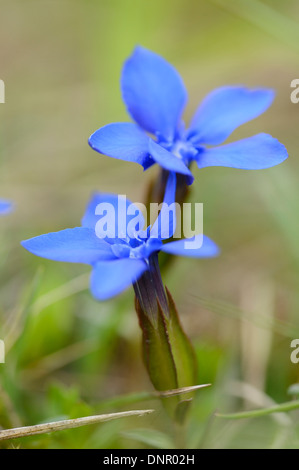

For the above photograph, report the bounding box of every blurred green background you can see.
[1,0,299,449]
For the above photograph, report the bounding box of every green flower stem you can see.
[133,253,169,324]
[133,253,197,422]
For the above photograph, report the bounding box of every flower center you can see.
[159,137,198,165]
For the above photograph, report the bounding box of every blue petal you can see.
[149,139,194,182]
[91,258,148,300]
[188,86,275,145]
[21,227,115,264]
[143,238,163,257]
[82,193,145,240]
[121,46,187,141]
[151,172,177,240]
[88,123,153,169]
[0,199,13,215]
[196,133,288,170]
[161,235,219,257]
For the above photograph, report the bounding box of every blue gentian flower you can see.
[21,174,219,300]
[89,46,288,184]
[0,199,13,216]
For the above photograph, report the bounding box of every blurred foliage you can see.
[0,0,299,448]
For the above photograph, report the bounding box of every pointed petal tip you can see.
[20,239,28,249]
[88,133,97,151]
[131,44,148,56]
[161,235,220,258]
[197,235,221,258]
[20,228,115,265]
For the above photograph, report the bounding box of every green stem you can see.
[133,253,169,324]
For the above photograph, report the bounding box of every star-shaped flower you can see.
[89,46,288,184]
[21,174,219,300]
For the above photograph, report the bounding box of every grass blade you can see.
[216,400,299,420]
[0,410,154,441]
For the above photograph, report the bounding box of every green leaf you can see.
[134,286,199,422]
[135,297,179,393]
[165,287,197,392]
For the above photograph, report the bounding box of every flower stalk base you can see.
[133,254,197,422]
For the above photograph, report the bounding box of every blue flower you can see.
[21,174,219,300]
[88,46,288,184]
[0,199,13,216]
